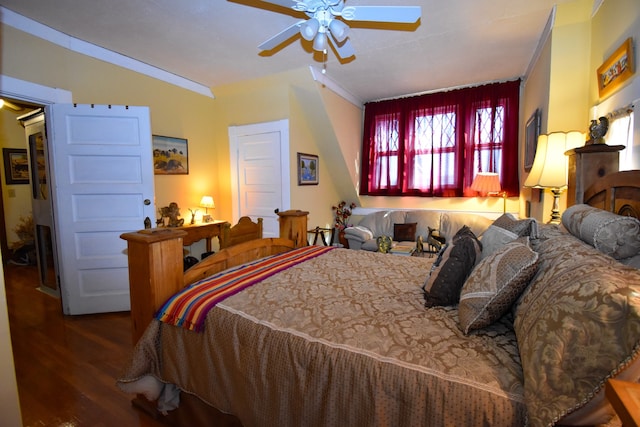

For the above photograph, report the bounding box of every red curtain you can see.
[361,80,520,197]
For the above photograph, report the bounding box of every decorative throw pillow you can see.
[561,204,640,259]
[422,226,481,307]
[492,213,539,238]
[513,233,640,427]
[458,239,538,334]
[478,225,518,262]
[393,222,417,242]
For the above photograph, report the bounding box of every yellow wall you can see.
[0,23,219,247]
[209,68,363,230]
[547,0,592,132]
[520,0,639,223]
[1,20,365,242]
[3,0,638,236]
[590,0,640,107]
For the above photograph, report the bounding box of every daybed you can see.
[117,170,640,427]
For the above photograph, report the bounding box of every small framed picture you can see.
[597,37,635,99]
[3,148,29,185]
[152,135,188,175]
[297,152,319,185]
[524,109,541,172]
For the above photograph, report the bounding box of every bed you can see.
[117,171,640,427]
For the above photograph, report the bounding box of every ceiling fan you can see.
[255,0,421,59]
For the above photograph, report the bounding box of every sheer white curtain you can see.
[606,106,634,170]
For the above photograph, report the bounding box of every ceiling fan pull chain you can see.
[322,49,327,74]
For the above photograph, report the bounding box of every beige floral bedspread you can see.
[119,248,526,426]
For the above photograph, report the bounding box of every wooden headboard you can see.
[583,170,640,218]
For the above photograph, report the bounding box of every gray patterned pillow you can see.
[562,204,640,259]
[422,226,481,307]
[514,233,640,427]
[478,225,518,262]
[492,213,539,238]
[459,239,538,334]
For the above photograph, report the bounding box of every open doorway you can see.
[0,97,43,264]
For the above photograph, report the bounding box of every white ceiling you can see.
[0,0,579,103]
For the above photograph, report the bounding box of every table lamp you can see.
[524,131,584,223]
[200,196,215,222]
[471,172,506,213]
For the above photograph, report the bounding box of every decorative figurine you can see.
[427,227,445,253]
[159,202,184,227]
[586,116,609,145]
[377,235,392,253]
[188,208,198,225]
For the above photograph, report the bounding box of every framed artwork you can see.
[524,109,541,172]
[297,152,318,185]
[152,135,188,175]
[597,37,635,99]
[3,148,29,185]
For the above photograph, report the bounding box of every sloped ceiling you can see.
[0,0,579,103]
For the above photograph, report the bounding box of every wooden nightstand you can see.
[606,379,640,426]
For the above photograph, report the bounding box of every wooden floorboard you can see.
[5,263,167,427]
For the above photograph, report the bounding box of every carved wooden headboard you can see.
[583,170,640,219]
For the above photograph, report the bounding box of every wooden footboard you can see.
[183,238,296,285]
[121,230,295,343]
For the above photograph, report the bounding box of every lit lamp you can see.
[524,131,584,224]
[200,196,215,222]
[471,172,506,213]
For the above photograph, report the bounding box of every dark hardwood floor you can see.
[4,263,166,427]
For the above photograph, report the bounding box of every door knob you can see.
[144,199,151,205]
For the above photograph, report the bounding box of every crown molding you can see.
[0,6,214,98]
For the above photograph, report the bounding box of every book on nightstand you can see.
[390,244,416,256]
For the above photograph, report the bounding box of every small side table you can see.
[165,220,227,252]
[307,227,335,246]
[606,379,640,426]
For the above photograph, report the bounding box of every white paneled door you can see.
[229,120,290,238]
[47,104,155,315]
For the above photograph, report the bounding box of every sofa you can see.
[343,209,497,251]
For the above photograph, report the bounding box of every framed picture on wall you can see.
[524,109,541,172]
[3,148,29,185]
[597,37,635,99]
[152,135,189,175]
[297,152,319,185]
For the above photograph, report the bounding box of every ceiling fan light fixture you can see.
[300,18,320,41]
[328,19,349,42]
[312,31,328,51]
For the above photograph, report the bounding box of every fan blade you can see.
[258,0,297,8]
[328,32,355,59]
[258,21,305,51]
[341,6,421,24]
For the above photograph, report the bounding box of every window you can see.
[606,107,635,170]
[361,80,520,197]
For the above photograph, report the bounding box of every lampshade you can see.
[328,19,349,42]
[300,18,320,41]
[200,196,215,209]
[470,172,501,195]
[312,31,328,51]
[523,131,584,189]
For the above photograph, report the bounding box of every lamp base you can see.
[549,188,564,224]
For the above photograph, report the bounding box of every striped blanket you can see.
[156,245,335,332]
